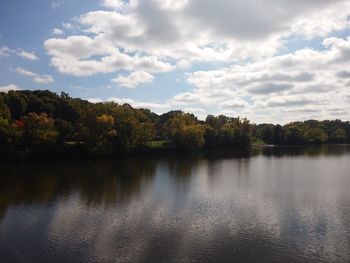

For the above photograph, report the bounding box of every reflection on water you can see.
[1,145,350,262]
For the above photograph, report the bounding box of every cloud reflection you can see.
[0,146,350,262]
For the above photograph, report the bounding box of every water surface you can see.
[1,145,350,262]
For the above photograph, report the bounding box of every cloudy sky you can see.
[1,0,350,123]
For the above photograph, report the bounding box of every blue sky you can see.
[1,0,350,123]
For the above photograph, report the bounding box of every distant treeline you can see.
[254,121,350,145]
[0,90,349,160]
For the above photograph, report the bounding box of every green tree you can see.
[164,113,197,140]
[0,95,11,120]
[178,124,205,150]
[330,128,347,143]
[7,91,27,119]
[283,123,305,144]
[22,113,58,156]
[273,124,283,144]
[83,113,117,155]
[303,127,328,144]
[204,126,220,148]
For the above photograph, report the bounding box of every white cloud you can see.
[52,28,64,35]
[183,107,207,120]
[257,95,325,108]
[87,96,208,118]
[0,47,39,60]
[18,50,39,61]
[45,1,350,78]
[181,37,350,123]
[0,84,20,93]
[51,2,62,9]
[170,92,215,106]
[101,0,125,9]
[87,98,103,103]
[15,67,54,84]
[62,23,74,30]
[74,7,282,62]
[112,71,154,88]
[42,0,350,123]
[87,97,170,113]
[107,97,170,112]
[44,35,174,76]
[219,99,249,109]
[291,3,350,39]
[0,47,15,57]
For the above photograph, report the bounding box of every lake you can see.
[0,145,350,262]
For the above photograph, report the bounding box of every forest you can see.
[0,90,350,160]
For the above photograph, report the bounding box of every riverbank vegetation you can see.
[0,90,350,160]
[254,121,350,145]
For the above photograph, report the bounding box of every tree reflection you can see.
[0,158,158,221]
[259,144,350,158]
[1,145,349,220]
[0,145,350,262]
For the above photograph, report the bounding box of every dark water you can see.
[1,145,350,263]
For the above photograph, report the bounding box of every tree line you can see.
[253,120,350,145]
[0,90,349,160]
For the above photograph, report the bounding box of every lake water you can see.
[1,145,350,263]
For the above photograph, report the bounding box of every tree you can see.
[164,113,197,140]
[283,123,305,144]
[0,95,11,120]
[330,128,347,143]
[3,89,350,160]
[273,124,283,144]
[111,105,153,152]
[55,100,79,122]
[7,91,27,119]
[82,113,117,155]
[54,118,75,144]
[205,115,221,129]
[303,127,328,144]
[204,126,220,148]
[22,113,58,156]
[256,124,276,144]
[178,125,205,150]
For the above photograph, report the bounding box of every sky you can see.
[1,0,350,123]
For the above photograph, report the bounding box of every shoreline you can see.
[1,143,349,163]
